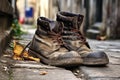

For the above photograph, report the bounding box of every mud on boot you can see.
[57,11,109,66]
[28,17,83,67]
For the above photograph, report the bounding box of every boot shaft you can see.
[57,12,91,54]
[29,17,64,55]
[57,12,84,30]
[57,12,86,42]
[36,17,63,36]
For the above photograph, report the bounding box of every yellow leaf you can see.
[13,40,40,62]
[40,71,48,75]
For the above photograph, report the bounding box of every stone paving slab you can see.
[12,68,79,80]
[79,40,120,80]
[11,61,58,69]
[0,62,9,80]
[80,64,120,80]
[11,61,79,80]
[0,55,80,80]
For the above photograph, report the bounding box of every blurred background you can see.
[0,0,120,41]
[15,0,120,39]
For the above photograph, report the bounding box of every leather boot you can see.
[57,12,109,66]
[28,17,83,67]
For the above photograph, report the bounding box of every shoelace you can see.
[20,41,31,59]
[71,28,86,43]
[48,31,74,51]
[48,32,64,45]
[71,28,91,51]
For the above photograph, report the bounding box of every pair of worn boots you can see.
[28,12,109,67]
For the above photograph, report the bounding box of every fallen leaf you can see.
[96,35,107,41]
[40,71,48,75]
[13,40,40,62]
[13,41,24,60]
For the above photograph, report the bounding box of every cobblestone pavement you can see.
[80,39,120,80]
[0,25,120,80]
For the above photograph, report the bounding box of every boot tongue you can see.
[72,16,78,29]
[50,22,63,34]
[71,15,84,29]
[49,21,56,30]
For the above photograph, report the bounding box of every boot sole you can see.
[28,49,83,67]
[83,58,109,66]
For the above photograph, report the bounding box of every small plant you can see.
[11,19,24,39]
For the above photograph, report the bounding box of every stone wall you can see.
[0,0,13,56]
[86,0,120,39]
[106,0,120,39]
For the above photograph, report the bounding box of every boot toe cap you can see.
[86,51,108,58]
[83,51,109,65]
